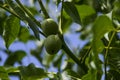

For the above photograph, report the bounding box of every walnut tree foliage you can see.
[0,0,120,80]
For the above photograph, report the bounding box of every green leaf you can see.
[82,69,97,80]
[53,53,63,68]
[0,0,3,4]
[112,1,120,22]
[0,24,3,35]
[42,53,55,67]
[4,15,20,49]
[0,20,4,35]
[60,69,81,80]
[0,66,9,80]
[76,5,96,26]
[18,27,30,42]
[26,7,39,15]
[0,10,7,35]
[19,63,47,80]
[31,43,44,62]
[6,67,19,73]
[6,0,40,40]
[92,39,104,55]
[92,15,114,54]
[107,33,120,75]
[107,70,120,80]
[63,1,81,24]
[4,50,26,66]
[61,11,72,33]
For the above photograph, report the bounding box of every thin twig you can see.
[38,0,50,19]
[80,46,92,64]
[58,0,64,35]
[0,5,21,19]
[15,0,41,28]
[104,31,116,80]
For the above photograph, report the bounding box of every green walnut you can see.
[44,35,62,55]
[41,18,59,36]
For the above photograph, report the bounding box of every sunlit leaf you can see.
[63,1,81,24]
[4,15,20,49]
[76,5,96,26]
[0,66,9,80]
[92,15,115,54]
[19,63,47,80]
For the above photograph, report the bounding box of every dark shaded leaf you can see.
[19,63,47,80]
[63,1,81,24]
[4,15,20,49]
[107,70,120,80]
[112,1,120,22]
[73,0,84,5]
[0,9,7,35]
[0,22,3,35]
[107,33,120,78]
[84,0,114,14]
[79,42,91,63]
[0,0,3,4]
[6,0,26,19]
[61,11,72,33]
[25,17,40,40]
[56,0,61,6]
[31,42,44,63]
[4,50,26,66]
